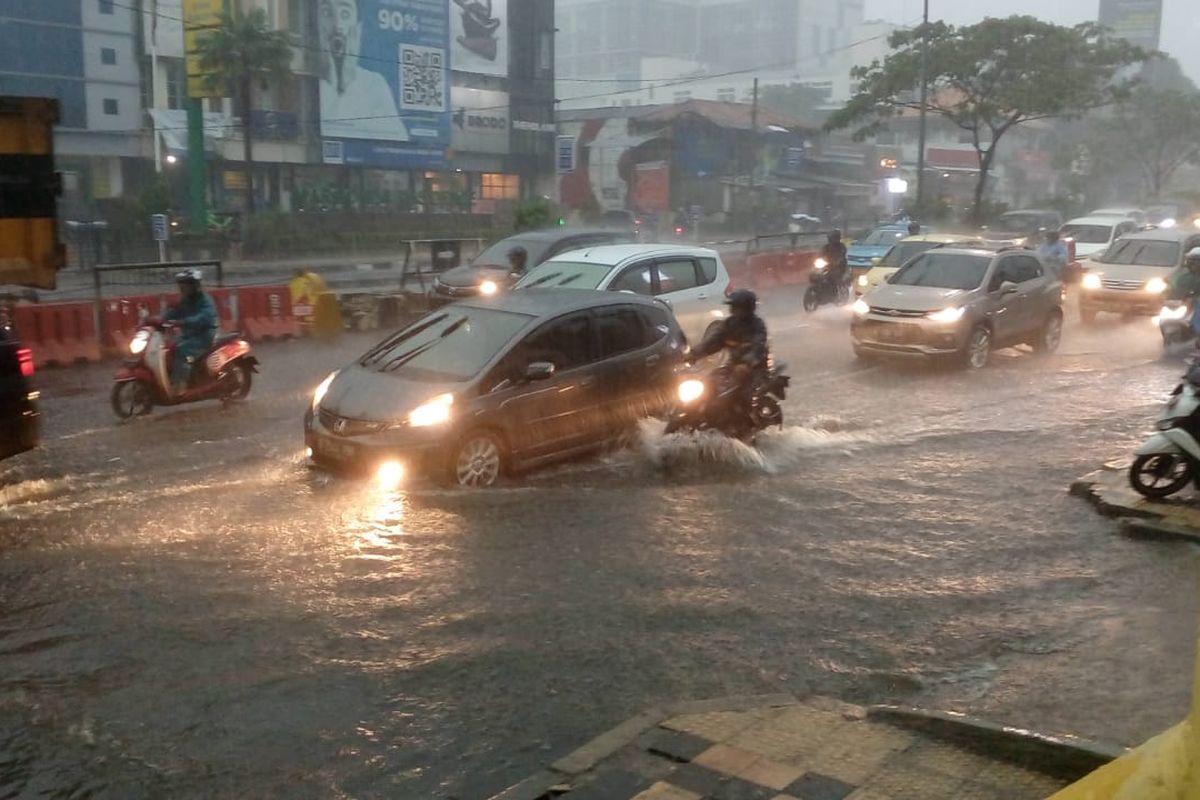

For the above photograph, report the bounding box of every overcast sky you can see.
[864,0,1200,82]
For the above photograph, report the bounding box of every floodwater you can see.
[1,289,1196,798]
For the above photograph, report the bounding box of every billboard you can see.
[1098,0,1162,51]
[450,0,507,77]
[318,0,449,169]
[183,0,223,97]
[450,86,509,153]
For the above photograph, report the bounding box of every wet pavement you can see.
[1,288,1197,798]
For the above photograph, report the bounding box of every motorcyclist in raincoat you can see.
[163,268,218,392]
[689,289,770,428]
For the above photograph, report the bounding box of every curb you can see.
[1071,470,1200,544]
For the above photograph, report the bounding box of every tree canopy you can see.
[825,16,1145,221]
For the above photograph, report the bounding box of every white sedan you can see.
[513,244,732,345]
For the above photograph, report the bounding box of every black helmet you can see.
[828,229,842,243]
[726,288,758,313]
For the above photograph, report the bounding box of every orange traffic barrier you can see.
[101,293,164,354]
[12,301,102,367]
[747,252,782,290]
[238,285,300,341]
[778,249,819,285]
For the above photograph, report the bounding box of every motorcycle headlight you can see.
[313,371,337,410]
[129,330,150,355]
[408,393,454,427]
[1161,304,1189,321]
[1081,273,1102,291]
[814,257,828,270]
[479,279,499,296]
[927,307,966,324]
[677,379,706,404]
[852,299,870,317]
[1146,277,1168,294]
[857,275,869,288]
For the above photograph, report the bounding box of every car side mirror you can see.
[525,362,556,382]
[871,257,882,266]
[998,280,1019,295]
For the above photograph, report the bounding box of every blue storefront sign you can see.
[318,0,449,169]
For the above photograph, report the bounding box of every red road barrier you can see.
[238,285,300,341]
[747,252,783,290]
[778,249,818,285]
[13,302,102,367]
[724,253,750,291]
[101,293,164,354]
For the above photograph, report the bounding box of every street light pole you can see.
[749,77,758,237]
[915,0,930,216]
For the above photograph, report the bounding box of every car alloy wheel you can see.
[1035,312,1063,355]
[454,432,504,488]
[965,326,991,370]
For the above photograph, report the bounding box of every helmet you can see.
[175,268,203,284]
[726,288,758,314]
[828,229,842,243]
[507,246,528,260]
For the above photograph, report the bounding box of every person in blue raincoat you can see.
[163,268,217,392]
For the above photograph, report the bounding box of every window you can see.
[1098,239,1182,267]
[208,96,224,114]
[521,314,593,372]
[101,47,116,65]
[99,0,113,13]
[673,91,691,103]
[164,58,185,110]
[481,173,520,201]
[359,307,534,382]
[639,305,672,345]
[102,98,119,115]
[596,308,647,358]
[288,0,306,34]
[611,263,654,295]
[1009,256,1043,283]
[717,88,736,103]
[656,259,700,294]
[698,258,719,284]
[539,31,553,74]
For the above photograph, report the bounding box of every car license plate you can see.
[878,325,901,342]
[315,434,357,462]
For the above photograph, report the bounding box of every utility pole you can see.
[749,77,758,237]
[915,0,930,216]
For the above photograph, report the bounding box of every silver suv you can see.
[851,247,1063,369]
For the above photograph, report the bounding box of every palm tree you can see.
[194,7,292,215]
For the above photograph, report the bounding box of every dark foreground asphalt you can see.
[1,288,1195,798]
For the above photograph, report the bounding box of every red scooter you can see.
[110,318,258,419]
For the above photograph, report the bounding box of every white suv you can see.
[513,244,732,344]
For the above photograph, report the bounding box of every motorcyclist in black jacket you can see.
[821,229,849,286]
[690,289,769,427]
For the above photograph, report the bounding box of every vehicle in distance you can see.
[512,244,730,345]
[856,233,984,295]
[306,290,686,488]
[0,320,38,461]
[1078,229,1200,323]
[428,228,634,308]
[1090,207,1147,226]
[846,224,913,278]
[852,247,1063,369]
[981,209,1063,249]
[1060,216,1141,260]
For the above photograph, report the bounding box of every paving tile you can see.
[609,745,681,785]
[666,763,776,800]
[694,743,763,776]
[771,795,802,800]
[972,761,1067,795]
[632,782,704,800]
[642,728,718,764]
[736,758,806,791]
[784,772,857,800]
[566,767,653,800]
[663,710,766,743]
[806,745,889,787]
[901,741,992,781]
[844,789,893,800]
[859,762,966,800]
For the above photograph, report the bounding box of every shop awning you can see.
[148,108,231,155]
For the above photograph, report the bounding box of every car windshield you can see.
[1061,224,1114,244]
[892,252,991,290]
[358,307,533,382]
[473,237,553,269]
[881,240,940,267]
[996,213,1052,233]
[859,228,907,246]
[1097,238,1182,267]
[514,261,613,290]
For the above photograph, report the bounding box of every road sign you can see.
[556,136,576,174]
[150,214,169,242]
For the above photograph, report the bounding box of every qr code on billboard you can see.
[400,45,445,111]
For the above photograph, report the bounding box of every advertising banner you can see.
[450,0,507,77]
[183,0,223,97]
[144,0,185,58]
[318,0,449,169]
[450,86,509,153]
[1098,0,1162,51]
[631,161,670,212]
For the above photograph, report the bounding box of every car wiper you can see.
[523,271,563,288]
[381,317,470,372]
[360,314,448,365]
[555,273,585,286]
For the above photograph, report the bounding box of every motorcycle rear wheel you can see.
[221,362,253,401]
[1129,453,1192,499]
[111,381,153,420]
[802,287,820,312]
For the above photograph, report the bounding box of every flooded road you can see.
[1,289,1196,798]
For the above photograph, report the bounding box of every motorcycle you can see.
[1129,362,1200,499]
[803,258,851,312]
[110,318,258,420]
[1159,299,1195,355]
[664,360,791,441]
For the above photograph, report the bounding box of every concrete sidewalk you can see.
[492,695,1117,800]
[1071,461,1200,543]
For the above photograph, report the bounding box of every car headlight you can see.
[852,299,870,316]
[1081,273,1102,291]
[313,371,337,410]
[1146,277,1168,294]
[677,379,706,404]
[1161,304,1189,321]
[857,275,869,287]
[408,393,454,427]
[479,279,499,296]
[376,460,405,489]
[129,330,150,355]
[1160,218,1177,229]
[814,257,827,270]
[927,307,966,324]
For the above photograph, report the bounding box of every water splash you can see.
[0,478,74,508]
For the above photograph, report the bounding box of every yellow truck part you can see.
[0,97,63,289]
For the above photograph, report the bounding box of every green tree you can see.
[194,7,293,215]
[825,16,1144,222]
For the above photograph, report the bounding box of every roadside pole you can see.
[186,97,207,232]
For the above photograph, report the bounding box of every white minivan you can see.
[513,244,732,345]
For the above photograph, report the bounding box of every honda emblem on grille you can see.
[885,309,900,316]
[333,419,348,435]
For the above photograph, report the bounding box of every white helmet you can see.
[174,268,203,284]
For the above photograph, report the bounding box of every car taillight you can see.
[724,282,733,297]
[1066,239,1076,262]
[17,347,33,378]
